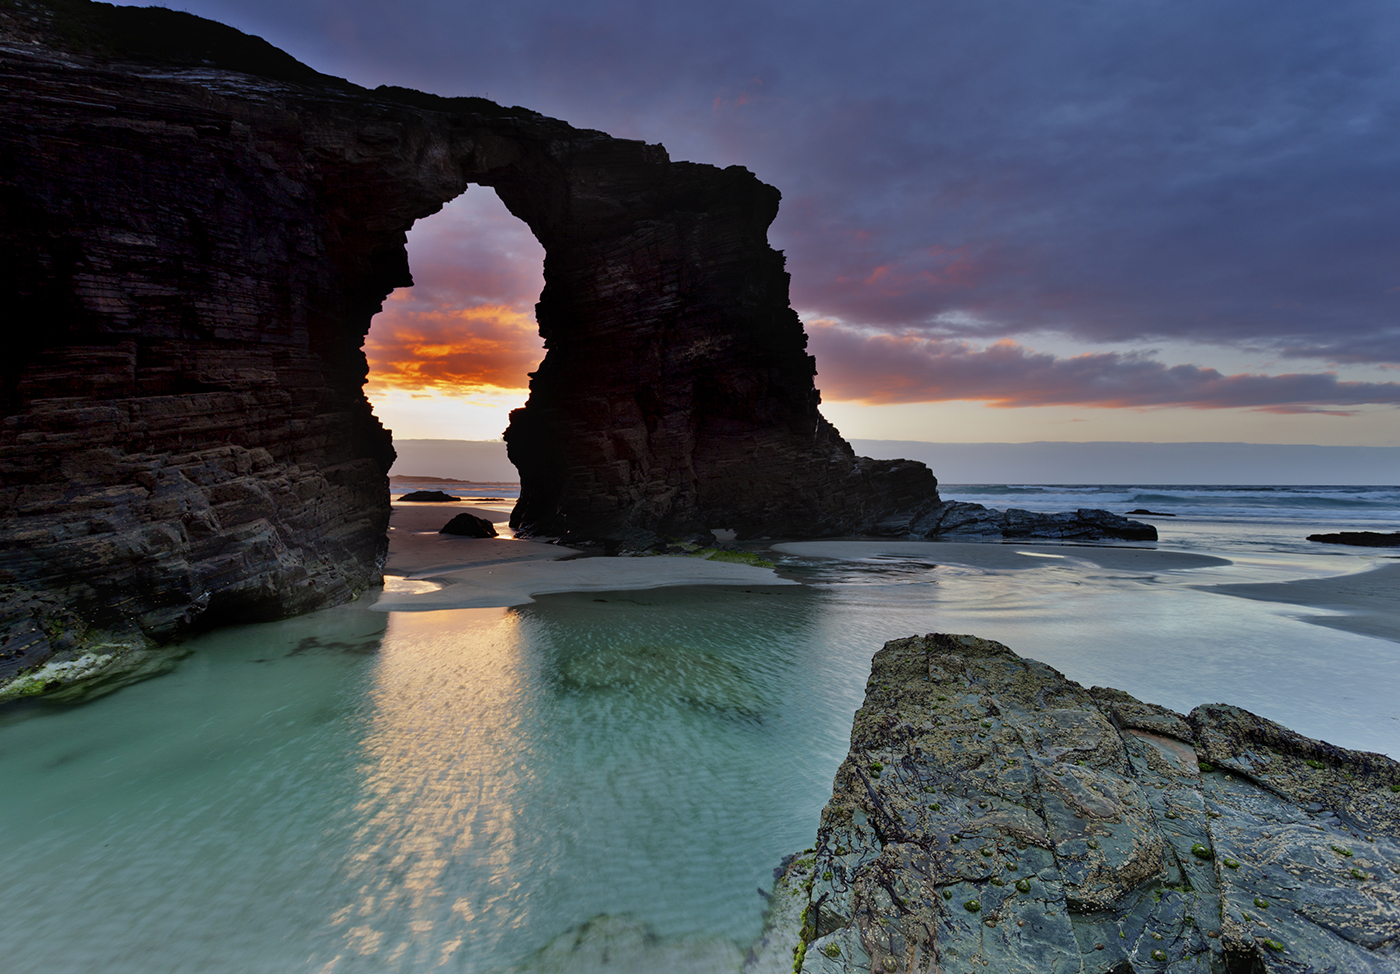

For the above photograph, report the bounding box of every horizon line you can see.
[391,436,1400,449]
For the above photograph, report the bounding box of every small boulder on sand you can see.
[440,513,498,538]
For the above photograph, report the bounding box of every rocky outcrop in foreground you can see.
[752,634,1400,973]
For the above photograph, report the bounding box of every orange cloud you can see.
[365,294,544,395]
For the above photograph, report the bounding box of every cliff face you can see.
[492,146,940,543]
[0,1,459,682]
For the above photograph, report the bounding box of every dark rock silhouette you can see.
[439,514,498,538]
[0,0,1153,694]
[913,503,1160,541]
[399,490,459,502]
[1307,531,1400,547]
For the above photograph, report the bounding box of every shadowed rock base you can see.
[750,634,1400,974]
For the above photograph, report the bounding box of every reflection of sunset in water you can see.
[298,587,859,972]
[333,607,527,969]
[1,549,1395,972]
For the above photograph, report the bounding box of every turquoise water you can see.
[1,490,1398,972]
[0,587,866,972]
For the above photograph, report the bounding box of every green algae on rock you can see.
[750,633,1400,974]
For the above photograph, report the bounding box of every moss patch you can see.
[693,548,776,568]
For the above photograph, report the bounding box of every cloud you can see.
[363,188,547,395]
[183,0,1400,380]
[808,323,1400,412]
[365,298,543,393]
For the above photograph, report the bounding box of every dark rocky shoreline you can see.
[749,634,1400,973]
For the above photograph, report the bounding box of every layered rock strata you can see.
[1,1,423,690]
[752,634,1400,973]
[0,0,1152,696]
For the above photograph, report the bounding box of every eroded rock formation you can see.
[1,0,1152,694]
[753,634,1400,973]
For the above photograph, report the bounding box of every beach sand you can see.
[385,501,565,577]
[377,501,798,611]
[1203,559,1400,642]
[381,513,1399,641]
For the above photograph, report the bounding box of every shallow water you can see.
[2,505,1398,972]
[0,586,867,973]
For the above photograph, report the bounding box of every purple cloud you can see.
[174,0,1400,376]
[808,324,1400,412]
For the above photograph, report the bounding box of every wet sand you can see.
[774,539,1400,644]
[1202,560,1400,642]
[378,502,797,610]
[770,539,1231,572]
[385,502,566,577]
[382,513,1398,641]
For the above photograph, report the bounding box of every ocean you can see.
[0,483,1395,972]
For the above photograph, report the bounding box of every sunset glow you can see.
[364,189,545,440]
[364,298,541,395]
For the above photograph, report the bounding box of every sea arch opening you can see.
[365,186,545,483]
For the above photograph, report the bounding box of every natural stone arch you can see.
[353,106,941,545]
[0,0,937,683]
[481,143,938,543]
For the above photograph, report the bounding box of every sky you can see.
[172,0,1400,448]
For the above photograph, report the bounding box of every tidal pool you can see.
[1,543,1396,973]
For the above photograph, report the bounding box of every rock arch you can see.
[0,0,938,680]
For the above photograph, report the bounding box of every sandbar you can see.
[381,518,1398,641]
[1202,560,1400,642]
[771,540,1230,572]
[373,557,800,611]
[377,501,797,611]
[776,540,1400,642]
